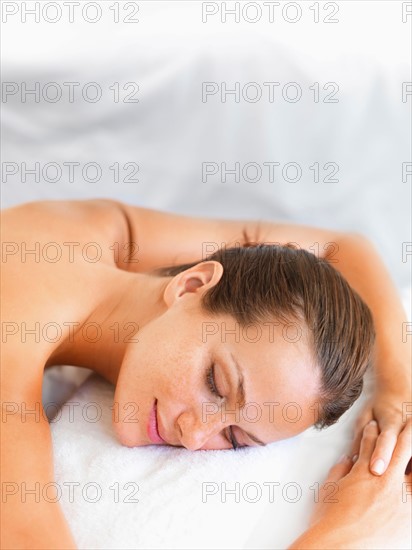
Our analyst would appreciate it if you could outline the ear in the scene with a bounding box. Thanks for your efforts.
[163,261,224,308]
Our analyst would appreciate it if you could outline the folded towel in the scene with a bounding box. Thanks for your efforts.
[51,374,306,550]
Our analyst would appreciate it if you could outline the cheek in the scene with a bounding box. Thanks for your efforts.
[152,319,208,394]
[112,315,209,446]
[157,347,205,404]
[118,310,210,414]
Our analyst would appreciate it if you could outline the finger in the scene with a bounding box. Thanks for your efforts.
[325,454,353,483]
[350,410,374,458]
[369,426,398,476]
[356,419,380,466]
[351,407,374,440]
[387,419,412,476]
[349,430,363,461]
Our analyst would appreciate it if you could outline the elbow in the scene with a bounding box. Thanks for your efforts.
[322,231,375,264]
[340,231,375,250]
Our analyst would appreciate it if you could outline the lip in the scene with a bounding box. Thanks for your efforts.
[147,399,166,444]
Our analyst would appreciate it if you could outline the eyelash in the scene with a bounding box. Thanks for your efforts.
[205,364,241,451]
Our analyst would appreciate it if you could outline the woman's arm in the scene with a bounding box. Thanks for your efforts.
[120,204,410,390]
[323,235,411,476]
[118,203,410,476]
[8,200,407,477]
[1,372,77,549]
[324,233,411,388]
[118,203,347,271]
[288,419,411,550]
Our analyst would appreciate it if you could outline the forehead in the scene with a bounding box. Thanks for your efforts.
[211,317,321,439]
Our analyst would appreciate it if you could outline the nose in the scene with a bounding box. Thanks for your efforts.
[177,410,225,451]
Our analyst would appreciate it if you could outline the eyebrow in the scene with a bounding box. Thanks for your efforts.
[229,352,266,447]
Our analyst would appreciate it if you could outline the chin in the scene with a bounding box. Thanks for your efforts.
[112,379,146,447]
[112,411,142,447]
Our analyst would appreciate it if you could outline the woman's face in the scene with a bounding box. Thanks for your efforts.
[113,262,321,451]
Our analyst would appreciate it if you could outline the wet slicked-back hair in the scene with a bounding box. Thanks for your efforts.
[153,243,376,429]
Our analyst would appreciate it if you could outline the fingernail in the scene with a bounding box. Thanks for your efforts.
[352,454,359,463]
[338,454,350,463]
[368,420,377,425]
[371,458,385,475]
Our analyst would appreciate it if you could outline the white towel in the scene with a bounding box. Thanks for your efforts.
[51,374,306,550]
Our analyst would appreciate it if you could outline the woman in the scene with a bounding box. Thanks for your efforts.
[1,199,411,549]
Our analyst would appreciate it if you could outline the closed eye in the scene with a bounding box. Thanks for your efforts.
[206,363,223,398]
[205,364,245,450]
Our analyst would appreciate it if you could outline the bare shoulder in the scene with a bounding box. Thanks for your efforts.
[1,198,129,267]
[2,198,128,244]
[0,199,129,388]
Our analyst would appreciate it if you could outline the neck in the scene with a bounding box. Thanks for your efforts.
[52,271,170,384]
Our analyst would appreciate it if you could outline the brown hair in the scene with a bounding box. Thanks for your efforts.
[153,243,376,429]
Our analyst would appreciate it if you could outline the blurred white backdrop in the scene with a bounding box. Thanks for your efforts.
[1,2,411,549]
[1,1,411,290]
